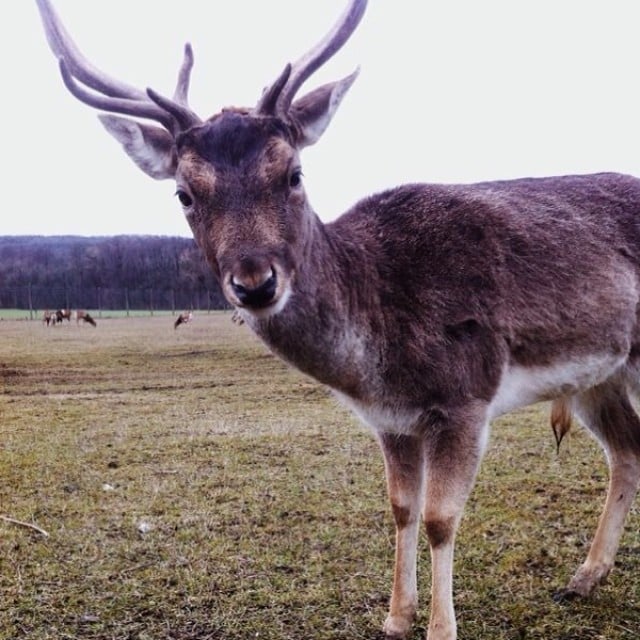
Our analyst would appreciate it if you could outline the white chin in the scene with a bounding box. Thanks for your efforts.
[238,285,292,320]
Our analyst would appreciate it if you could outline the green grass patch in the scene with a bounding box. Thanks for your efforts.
[0,309,192,321]
[0,309,36,321]
[1,314,638,639]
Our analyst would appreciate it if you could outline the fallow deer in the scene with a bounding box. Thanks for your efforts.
[174,310,193,330]
[35,1,640,638]
[56,308,71,323]
[75,309,97,327]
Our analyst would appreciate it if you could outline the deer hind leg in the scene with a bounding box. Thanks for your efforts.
[378,433,426,639]
[422,416,489,640]
[556,381,640,600]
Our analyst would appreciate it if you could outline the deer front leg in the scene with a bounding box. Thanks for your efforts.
[422,419,488,640]
[378,433,426,639]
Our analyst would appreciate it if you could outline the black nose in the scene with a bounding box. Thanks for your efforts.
[231,269,277,308]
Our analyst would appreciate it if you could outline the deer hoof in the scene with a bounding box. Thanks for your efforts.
[552,587,582,604]
[383,614,413,639]
[553,563,611,603]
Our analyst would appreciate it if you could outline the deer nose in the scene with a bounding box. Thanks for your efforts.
[231,268,277,308]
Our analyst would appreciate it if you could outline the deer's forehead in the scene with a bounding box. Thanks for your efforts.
[178,113,295,174]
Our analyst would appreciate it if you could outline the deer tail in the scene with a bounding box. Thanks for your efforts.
[550,398,572,454]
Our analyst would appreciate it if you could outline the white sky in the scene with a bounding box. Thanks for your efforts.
[4,1,640,237]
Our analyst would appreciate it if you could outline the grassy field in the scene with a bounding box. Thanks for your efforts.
[0,309,178,321]
[1,314,638,639]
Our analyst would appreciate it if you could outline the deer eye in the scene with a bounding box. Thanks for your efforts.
[289,169,303,189]
[175,189,194,208]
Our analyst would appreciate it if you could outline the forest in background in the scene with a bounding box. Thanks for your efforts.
[0,235,227,313]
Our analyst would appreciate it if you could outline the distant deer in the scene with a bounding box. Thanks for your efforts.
[55,308,71,323]
[42,309,54,326]
[174,310,193,330]
[231,310,245,326]
[75,310,97,327]
[36,1,640,638]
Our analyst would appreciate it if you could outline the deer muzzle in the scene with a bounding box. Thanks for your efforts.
[231,268,277,309]
[223,252,292,316]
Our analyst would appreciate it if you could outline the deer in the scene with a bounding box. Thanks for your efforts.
[35,1,640,639]
[55,308,72,323]
[174,310,193,330]
[75,309,97,327]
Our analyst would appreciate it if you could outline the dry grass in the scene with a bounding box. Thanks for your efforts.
[1,313,639,639]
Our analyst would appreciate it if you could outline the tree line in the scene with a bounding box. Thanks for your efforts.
[0,235,229,313]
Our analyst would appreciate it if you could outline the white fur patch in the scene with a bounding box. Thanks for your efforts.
[488,354,626,420]
[334,325,367,364]
[334,392,422,436]
[235,282,292,322]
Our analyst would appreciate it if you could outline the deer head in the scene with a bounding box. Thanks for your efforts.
[35,0,366,319]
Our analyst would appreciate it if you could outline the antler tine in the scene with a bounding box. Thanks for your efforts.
[147,88,202,133]
[35,0,202,133]
[254,64,292,115]
[155,43,202,132]
[58,60,176,132]
[260,0,368,116]
[173,43,195,106]
[35,0,145,101]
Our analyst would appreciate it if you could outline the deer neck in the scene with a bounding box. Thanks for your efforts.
[243,211,374,396]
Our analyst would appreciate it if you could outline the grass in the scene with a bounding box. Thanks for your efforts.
[0,309,182,321]
[1,313,639,639]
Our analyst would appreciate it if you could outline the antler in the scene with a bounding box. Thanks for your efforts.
[35,0,202,135]
[255,0,368,117]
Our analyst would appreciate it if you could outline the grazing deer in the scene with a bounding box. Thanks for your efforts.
[174,310,193,330]
[36,1,640,638]
[55,308,71,323]
[75,310,97,327]
[231,309,245,326]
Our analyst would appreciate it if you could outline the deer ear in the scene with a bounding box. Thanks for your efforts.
[98,115,177,180]
[290,68,359,148]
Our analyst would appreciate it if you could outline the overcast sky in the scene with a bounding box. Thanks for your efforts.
[4,1,640,237]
